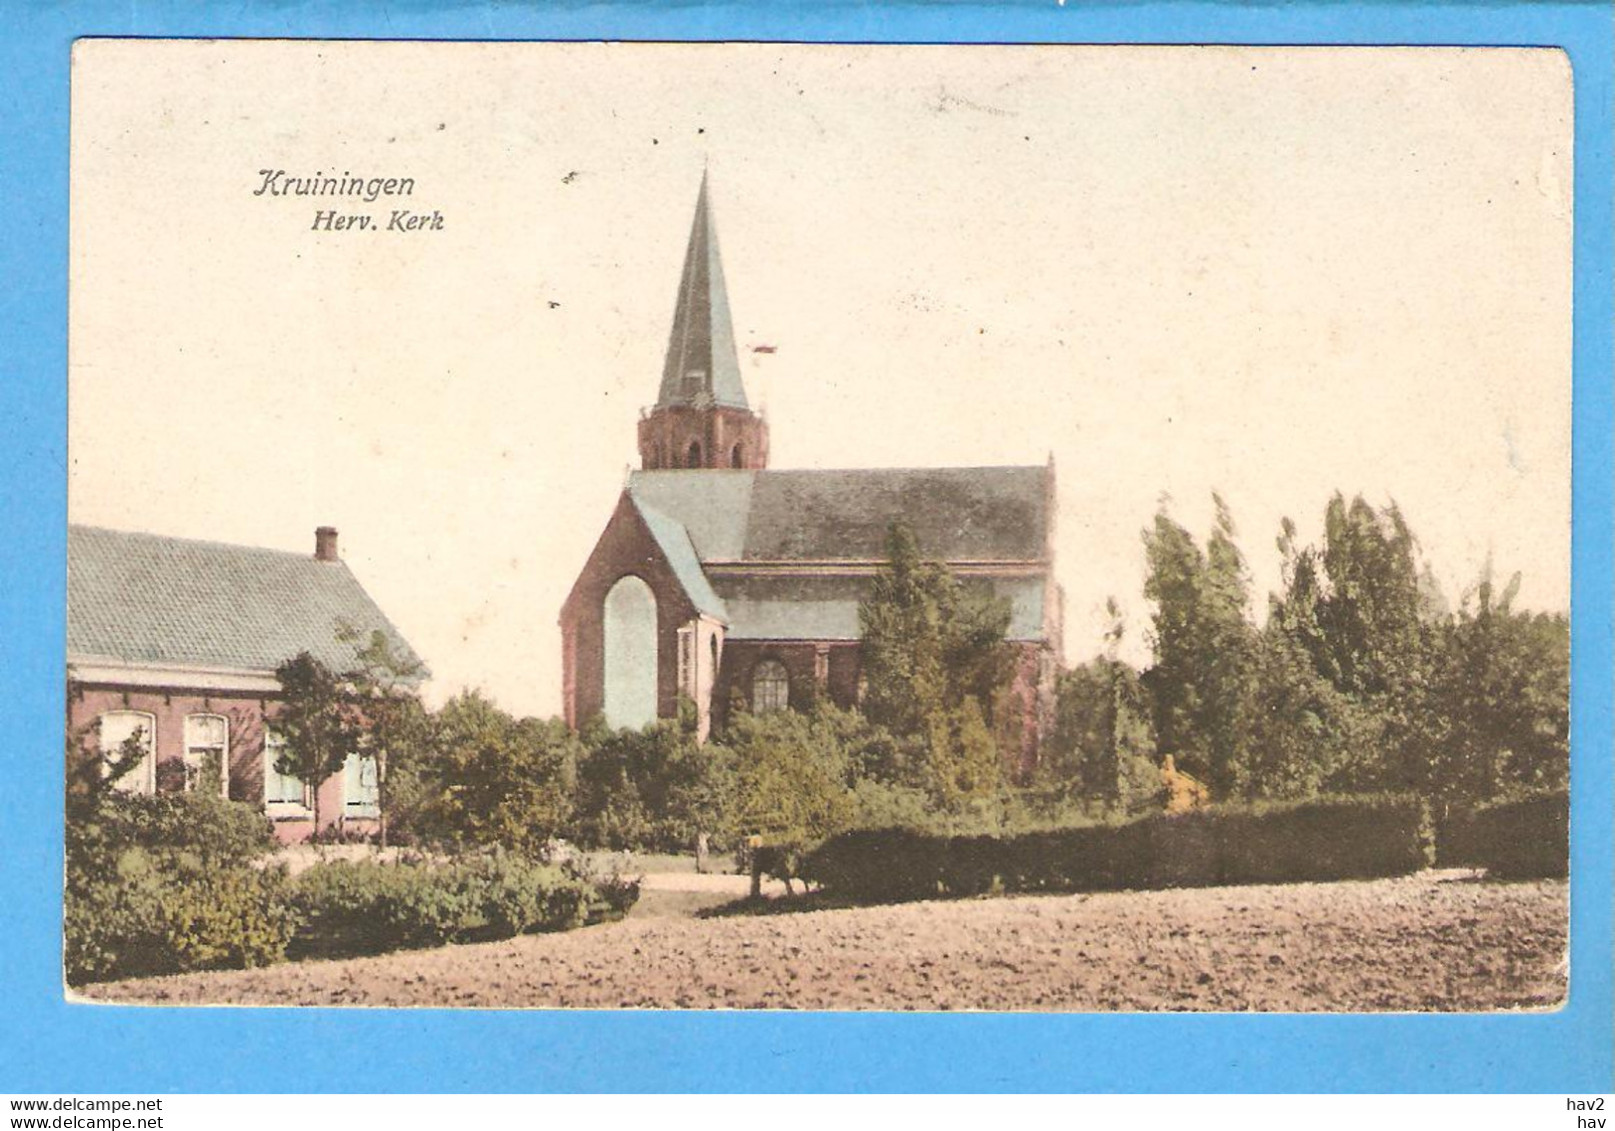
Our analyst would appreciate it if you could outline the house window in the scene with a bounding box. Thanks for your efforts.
[183,714,229,797]
[344,753,380,818]
[263,729,311,813]
[752,659,790,714]
[98,710,155,794]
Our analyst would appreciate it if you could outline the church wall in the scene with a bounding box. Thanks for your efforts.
[707,637,1048,778]
[712,639,863,728]
[560,493,699,728]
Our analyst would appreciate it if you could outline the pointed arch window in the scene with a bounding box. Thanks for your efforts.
[604,575,659,729]
[751,659,790,714]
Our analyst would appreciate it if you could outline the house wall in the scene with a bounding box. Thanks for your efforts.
[560,493,700,728]
[68,683,378,845]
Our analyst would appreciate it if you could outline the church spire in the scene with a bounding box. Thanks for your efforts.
[656,171,749,411]
[638,172,769,472]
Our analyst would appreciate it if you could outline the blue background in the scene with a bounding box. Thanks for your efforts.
[1,1,1609,1094]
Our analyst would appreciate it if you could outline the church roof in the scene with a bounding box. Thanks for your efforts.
[627,466,1050,563]
[632,499,728,620]
[655,172,749,412]
[67,525,427,679]
[624,466,1053,643]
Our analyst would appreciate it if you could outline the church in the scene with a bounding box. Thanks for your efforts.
[560,175,1062,771]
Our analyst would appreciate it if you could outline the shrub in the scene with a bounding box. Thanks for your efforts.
[1448,791,1568,879]
[289,852,624,958]
[802,794,1431,903]
[71,792,277,869]
[65,851,297,984]
[799,828,948,902]
[64,793,292,984]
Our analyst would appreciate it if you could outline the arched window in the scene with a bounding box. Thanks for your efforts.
[183,713,230,797]
[686,441,702,468]
[603,575,658,729]
[99,710,156,794]
[752,659,790,714]
[730,443,744,468]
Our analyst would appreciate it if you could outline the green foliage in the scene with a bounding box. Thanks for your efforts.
[1142,496,1256,798]
[858,523,1016,748]
[65,853,298,984]
[289,853,622,958]
[1135,492,1566,813]
[722,706,858,850]
[339,626,431,847]
[66,724,150,805]
[403,691,579,854]
[64,791,293,984]
[1046,651,1162,812]
[575,716,730,852]
[273,651,365,831]
[1413,574,1569,808]
[922,696,1003,806]
[1441,791,1568,879]
[69,791,278,871]
[802,794,1432,903]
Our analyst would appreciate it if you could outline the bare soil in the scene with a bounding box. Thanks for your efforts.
[78,870,1566,1012]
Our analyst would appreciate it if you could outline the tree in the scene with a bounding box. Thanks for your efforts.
[858,523,1016,787]
[1313,494,1429,699]
[340,625,428,848]
[272,651,364,836]
[720,707,855,849]
[412,691,579,854]
[574,712,729,852]
[1418,568,1569,809]
[1141,496,1256,798]
[1049,661,1160,810]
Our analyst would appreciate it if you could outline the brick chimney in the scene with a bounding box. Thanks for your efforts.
[314,526,339,562]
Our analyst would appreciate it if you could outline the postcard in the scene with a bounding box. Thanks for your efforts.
[65,39,1570,1015]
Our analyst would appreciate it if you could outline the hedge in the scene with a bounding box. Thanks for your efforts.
[65,854,298,984]
[65,794,294,984]
[290,853,638,959]
[801,794,1432,903]
[1442,792,1568,879]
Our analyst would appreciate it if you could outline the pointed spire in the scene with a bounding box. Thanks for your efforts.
[656,172,748,411]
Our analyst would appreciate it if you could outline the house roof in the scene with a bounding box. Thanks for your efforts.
[67,525,427,680]
[627,466,1050,563]
[622,466,1054,643]
[655,172,750,412]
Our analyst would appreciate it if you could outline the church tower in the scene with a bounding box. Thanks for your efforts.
[637,173,770,471]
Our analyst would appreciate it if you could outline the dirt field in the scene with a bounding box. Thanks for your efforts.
[78,870,1566,1012]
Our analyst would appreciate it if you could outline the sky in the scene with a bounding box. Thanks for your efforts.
[69,42,1572,718]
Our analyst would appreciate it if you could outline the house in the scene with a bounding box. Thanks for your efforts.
[66,524,428,842]
[560,176,1062,770]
